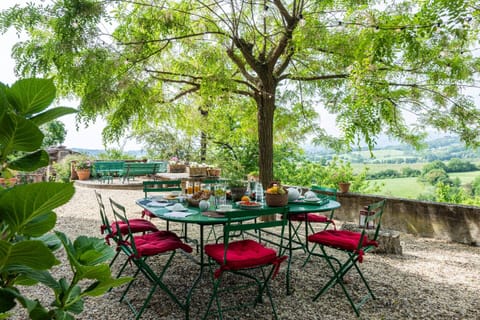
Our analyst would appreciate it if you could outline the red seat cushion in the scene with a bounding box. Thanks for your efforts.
[205,239,286,278]
[308,230,378,262]
[289,213,331,223]
[132,230,192,257]
[111,219,158,234]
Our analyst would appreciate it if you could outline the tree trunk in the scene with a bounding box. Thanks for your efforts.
[255,87,276,190]
[199,108,208,161]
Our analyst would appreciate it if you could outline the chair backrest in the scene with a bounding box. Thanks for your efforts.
[360,199,387,247]
[311,185,337,200]
[95,190,111,233]
[143,180,183,198]
[109,197,137,253]
[221,206,289,260]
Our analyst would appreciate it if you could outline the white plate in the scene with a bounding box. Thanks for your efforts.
[167,206,188,212]
[304,198,320,202]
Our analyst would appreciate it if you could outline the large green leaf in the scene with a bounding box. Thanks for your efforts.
[6,266,59,289]
[8,150,50,172]
[0,83,7,113]
[0,240,58,272]
[29,107,78,126]
[22,211,57,237]
[0,182,74,234]
[14,293,50,320]
[82,276,132,297]
[74,236,115,265]
[0,113,44,154]
[7,78,55,116]
[37,233,62,251]
[0,288,18,313]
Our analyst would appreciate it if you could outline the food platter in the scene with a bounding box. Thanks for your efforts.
[236,201,262,209]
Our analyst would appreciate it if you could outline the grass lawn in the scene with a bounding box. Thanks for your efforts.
[450,171,480,184]
[370,171,479,199]
[370,177,432,199]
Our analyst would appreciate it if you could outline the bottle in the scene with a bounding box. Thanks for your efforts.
[255,182,264,203]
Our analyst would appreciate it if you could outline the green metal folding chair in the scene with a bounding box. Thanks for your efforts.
[202,206,289,320]
[288,185,337,266]
[306,199,386,317]
[95,190,159,280]
[109,197,193,320]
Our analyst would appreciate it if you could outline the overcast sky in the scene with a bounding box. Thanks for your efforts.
[0,0,141,151]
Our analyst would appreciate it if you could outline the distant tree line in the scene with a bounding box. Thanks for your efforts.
[367,159,478,180]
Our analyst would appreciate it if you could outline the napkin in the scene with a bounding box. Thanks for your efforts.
[148,201,170,207]
[164,211,195,218]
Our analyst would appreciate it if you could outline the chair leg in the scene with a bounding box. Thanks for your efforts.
[202,263,280,320]
[312,247,373,317]
[121,252,187,319]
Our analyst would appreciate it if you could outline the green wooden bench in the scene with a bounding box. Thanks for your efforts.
[93,161,125,183]
[122,161,167,183]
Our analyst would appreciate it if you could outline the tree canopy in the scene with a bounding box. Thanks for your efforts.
[1,0,479,185]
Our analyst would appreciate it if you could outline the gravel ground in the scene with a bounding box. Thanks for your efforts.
[9,184,480,319]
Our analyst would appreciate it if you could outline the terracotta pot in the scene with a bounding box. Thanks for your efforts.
[168,164,186,173]
[207,168,221,177]
[338,182,351,193]
[76,169,91,181]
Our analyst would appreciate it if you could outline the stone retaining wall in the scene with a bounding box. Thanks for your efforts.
[334,192,480,246]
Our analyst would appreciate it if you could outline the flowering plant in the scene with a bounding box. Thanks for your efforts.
[189,162,209,168]
[168,157,185,165]
[76,159,92,170]
[329,159,354,184]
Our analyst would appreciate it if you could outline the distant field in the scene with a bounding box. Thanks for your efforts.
[370,177,431,199]
[366,168,479,199]
[450,171,480,184]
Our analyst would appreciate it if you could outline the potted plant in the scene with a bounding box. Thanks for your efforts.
[330,159,354,193]
[75,159,92,180]
[168,157,186,173]
[188,162,209,177]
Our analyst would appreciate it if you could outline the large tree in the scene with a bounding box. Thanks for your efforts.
[1,0,479,186]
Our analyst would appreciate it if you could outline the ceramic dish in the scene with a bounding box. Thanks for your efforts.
[236,201,262,209]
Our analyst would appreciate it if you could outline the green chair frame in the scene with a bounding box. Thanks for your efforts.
[143,179,183,198]
[307,199,387,317]
[95,190,159,281]
[202,206,290,320]
[289,185,337,266]
[109,198,191,320]
[95,190,124,271]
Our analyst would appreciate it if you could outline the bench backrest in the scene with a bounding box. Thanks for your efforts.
[124,162,159,176]
[94,161,125,172]
[149,161,168,173]
[143,180,183,198]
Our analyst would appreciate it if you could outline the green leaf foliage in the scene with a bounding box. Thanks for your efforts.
[0,76,125,319]
[0,240,59,272]
[7,78,56,116]
[0,182,74,236]
[8,150,50,172]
